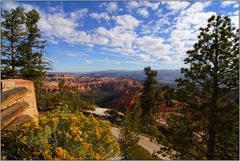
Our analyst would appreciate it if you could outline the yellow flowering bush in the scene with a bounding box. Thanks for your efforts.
[1,111,120,160]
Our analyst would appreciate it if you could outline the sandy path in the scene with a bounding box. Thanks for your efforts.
[111,127,171,160]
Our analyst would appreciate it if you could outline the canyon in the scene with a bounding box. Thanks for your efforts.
[44,74,142,93]
[44,75,143,110]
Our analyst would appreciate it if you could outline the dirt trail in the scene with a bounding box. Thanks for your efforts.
[111,127,171,160]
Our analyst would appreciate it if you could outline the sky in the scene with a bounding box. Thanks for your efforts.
[2,0,239,72]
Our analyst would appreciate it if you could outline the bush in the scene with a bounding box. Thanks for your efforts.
[124,144,160,160]
[1,111,120,160]
[37,91,95,112]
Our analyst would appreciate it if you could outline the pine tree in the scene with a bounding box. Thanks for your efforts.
[19,9,49,80]
[162,15,239,160]
[18,9,50,103]
[119,95,141,159]
[140,67,161,134]
[1,7,25,78]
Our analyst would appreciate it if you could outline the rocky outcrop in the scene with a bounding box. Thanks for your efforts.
[1,79,38,130]
[44,75,143,93]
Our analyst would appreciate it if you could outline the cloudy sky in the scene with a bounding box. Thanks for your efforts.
[2,0,239,72]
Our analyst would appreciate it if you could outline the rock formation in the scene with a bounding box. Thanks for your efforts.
[44,75,143,93]
[1,79,38,130]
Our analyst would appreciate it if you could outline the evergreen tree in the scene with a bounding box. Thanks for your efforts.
[19,9,49,81]
[161,15,239,160]
[1,7,25,78]
[18,9,50,103]
[119,95,141,159]
[140,67,161,133]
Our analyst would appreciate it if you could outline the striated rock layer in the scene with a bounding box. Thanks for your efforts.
[1,79,39,119]
[44,75,143,93]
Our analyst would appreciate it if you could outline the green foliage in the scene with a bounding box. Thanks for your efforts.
[119,96,141,159]
[1,111,120,160]
[161,85,175,107]
[80,89,118,107]
[2,7,50,107]
[124,144,161,160]
[161,15,239,160]
[1,7,25,78]
[140,67,162,134]
[37,80,94,112]
[18,9,50,98]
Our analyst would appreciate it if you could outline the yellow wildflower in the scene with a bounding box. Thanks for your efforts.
[83,133,88,138]
[52,117,59,123]
[65,132,72,139]
[70,127,82,136]
[74,135,83,142]
[55,147,67,159]
[106,135,112,142]
[95,128,101,138]
[92,117,100,126]
[95,153,101,160]
[83,143,91,150]
[44,154,53,160]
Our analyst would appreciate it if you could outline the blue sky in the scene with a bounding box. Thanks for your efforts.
[2,0,239,72]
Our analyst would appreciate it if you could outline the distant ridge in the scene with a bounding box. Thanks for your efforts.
[47,69,183,88]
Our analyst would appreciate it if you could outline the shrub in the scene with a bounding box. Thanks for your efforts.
[124,144,160,160]
[1,111,120,160]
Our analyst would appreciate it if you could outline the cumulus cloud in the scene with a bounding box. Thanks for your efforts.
[113,15,140,30]
[126,1,160,10]
[168,2,215,59]
[135,36,172,61]
[221,1,238,8]
[164,1,190,11]
[127,1,140,9]
[135,54,152,61]
[137,8,149,17]
[70,8,88,20]
[142,1,160,10]
[2,1,19,10]
[90,12,111,21]
[106,2,118,11]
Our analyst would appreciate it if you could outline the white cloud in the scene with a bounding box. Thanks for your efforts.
[70,8,88,20]
[135,36,171,59]
[85,60,92,64]
[221,1,238,8]
[2,1,18,10]
[164,1,190,11]
[48,38,58,44]
[127,1,160,10]
[233,3,239,8]
[142,1,160,10]
[113,15,140,30]
[64,51,85,57]
[168,2,215,59]
[106,2,118,11]
[135,54,151,61]
[137,8,149,17]
[127,1,140,9]
[90,12,110,21]
[229,10,239,27]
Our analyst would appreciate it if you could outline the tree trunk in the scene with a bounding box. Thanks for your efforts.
[207,32,219,159]
[11,43,15,79]
[206,114,216,159]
